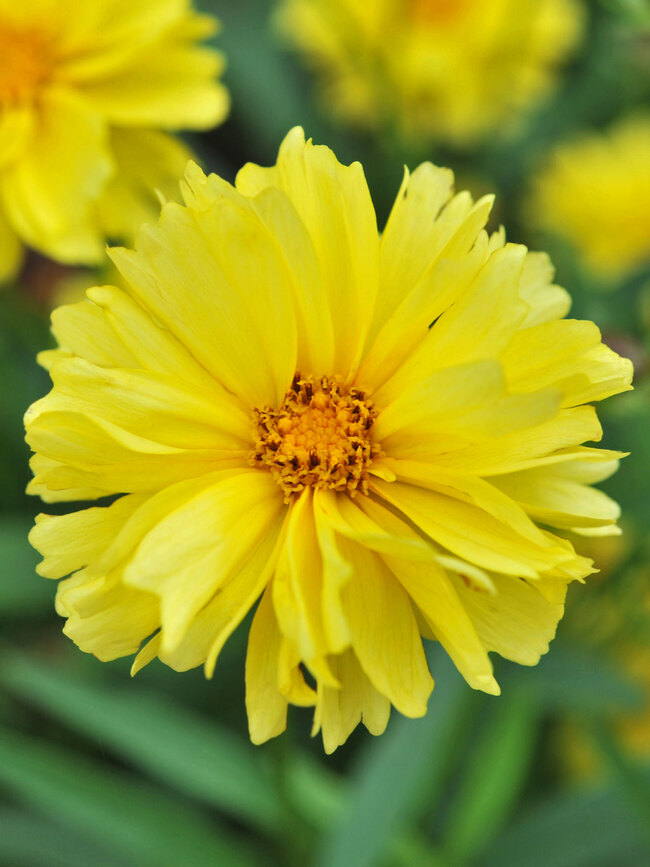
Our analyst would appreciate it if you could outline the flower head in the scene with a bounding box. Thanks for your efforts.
[0,0,228,282]
[528,115,650,281]
[26,128,632,752]
[275,0,583,144]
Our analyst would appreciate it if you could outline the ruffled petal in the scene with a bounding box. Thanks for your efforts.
[25,410,246,497]
[385,555,499,695]
[313,649,390,755]
[121,470,283,651]
[339,540,433,717]
[492,455,622,533]
[110,187,298,408]
[450,570,566,667]
[31,356,251,451]
[375,359,561,460]
[502,319,633,407]
[272,488,337,684]
[372,478,579,580]
[237,127,379,380]
[246,587,291,746]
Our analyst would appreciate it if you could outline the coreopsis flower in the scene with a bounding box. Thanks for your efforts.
[0,0,228,282]
[275,0,583,144]
[529,116,650,282]
[26,128,632,752]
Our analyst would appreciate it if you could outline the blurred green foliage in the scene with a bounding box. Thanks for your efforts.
[1,0,649,864]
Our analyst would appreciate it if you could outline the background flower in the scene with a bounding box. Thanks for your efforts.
[274,0,583,145]
[527,115,650,284]
[0,0,228,282]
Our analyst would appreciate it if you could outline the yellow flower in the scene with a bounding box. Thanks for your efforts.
[0,0,228,282]
[26,128,632,752]
[275,0,583,144]
[528,115,650,281]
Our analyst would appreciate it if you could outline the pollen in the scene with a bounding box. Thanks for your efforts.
[251,373,382,501]
[0,22,52,106]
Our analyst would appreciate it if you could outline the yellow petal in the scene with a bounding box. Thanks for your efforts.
[110,190,298,408]
[450,570,566,666]
[386,555,499,695]
[313,495,352,653]
[30,494,145,579]
[315,488,434,560]
[248,185,336,375]
[59,567,159,662]
[493,460,622,531]
[340,540,433,717]
[278,638,317,706]
[56,0,196,80]
[135,515,284,675]
[502,319,633,407]
[272,488,337,682]
[122,470,283,651]
[518,252,571,327]
[34,356,250,450]
[313,650,390,754]
[203,514,287,678]
[360,225,489,390]
[25,410,246,496]
[375,359,561,459]
[182,166,336,375]
[433,406,603,476]
[48,296,139,369]
[370,163,455,336]
[372,243,528,398]
[380,458,549,546]
[26,454,108,503]
[237,127,379,380]
[0,105,33,169]
[373,479,574,579]
[87,285,220,390]
[246,587,289,745]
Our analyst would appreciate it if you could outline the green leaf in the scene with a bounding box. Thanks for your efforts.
[443,687,539,863]
[0,724,262,867]
[1,652,290,833]
[599,0,650,28]
[0,517,53,617]
[508,643,643,715]
[477,779,650,867]
[587,721,650,846]
[315,651,466,867]
[284,751,345,830]
[0,808,133,867]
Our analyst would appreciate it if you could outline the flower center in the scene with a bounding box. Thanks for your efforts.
[0,21,52,106]
[251,374,381,501]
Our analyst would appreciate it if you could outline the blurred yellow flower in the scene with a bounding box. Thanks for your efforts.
[529,116,650,281]
[0,0,228,282]
[275,0,583,144]
[26,128,632,752]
